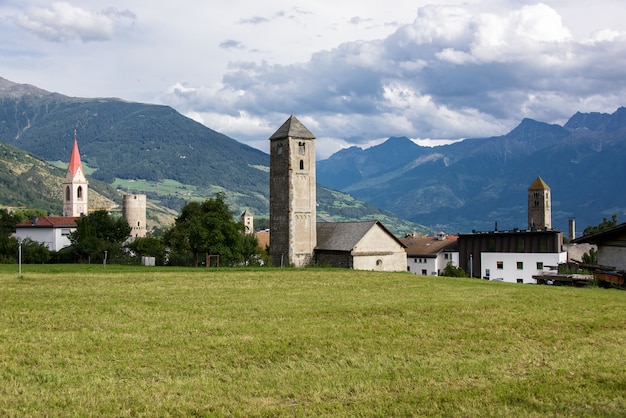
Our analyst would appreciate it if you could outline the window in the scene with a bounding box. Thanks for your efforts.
[298,142,306,155]
[299,160,304,170]
[414,258,418,263]
[496,261,503,269]
[517,262,524,270]
[77,186,83,199]
[61,229,71,236]
[444,253,449,259]
[376,259,383,266]
[517,279,524,284]
[421,269,427,275]
[277,144,283,155]
[65,186,70,201]
[536,262,544,270]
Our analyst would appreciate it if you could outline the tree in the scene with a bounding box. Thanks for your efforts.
[69,210,131,263]
[582,247,598,265]
[126,236,165,265]
[163,192,262,266]
[583,214,618,236]
[441,261,467,277]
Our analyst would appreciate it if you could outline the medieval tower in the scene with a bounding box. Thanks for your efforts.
[269,115,316,267]
[62,130,88,217]
[123,194,147,239]
[528,176,551,230]
[240,210,254,234]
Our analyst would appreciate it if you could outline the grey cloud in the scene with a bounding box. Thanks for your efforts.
[220,39,245,50]
[171,4,626,145]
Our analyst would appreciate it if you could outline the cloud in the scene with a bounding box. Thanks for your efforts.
[219,39,245,50]
[156,3,626,156]
[14,2,135,42]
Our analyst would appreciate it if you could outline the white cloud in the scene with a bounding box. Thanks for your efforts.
[14,2,135,42]
[2,1,626,159]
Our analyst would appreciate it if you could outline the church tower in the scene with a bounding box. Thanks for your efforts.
[269,115,316,267]
[528,176,551,230]
[62,130,88,217]
[240,210,254,234]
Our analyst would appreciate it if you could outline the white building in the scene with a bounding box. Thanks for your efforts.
[400,232,459,275]
[15,216,78,251]
[481,251,567,284]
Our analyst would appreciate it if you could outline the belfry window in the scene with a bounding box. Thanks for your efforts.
[299,160,304,170]
[77,186,83,199]
[65,186,70,201]
[298,142,305,155]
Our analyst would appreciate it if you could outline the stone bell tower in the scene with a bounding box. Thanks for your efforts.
[269,115,316,267]
[528,176,551,230]
[62,130,88,217]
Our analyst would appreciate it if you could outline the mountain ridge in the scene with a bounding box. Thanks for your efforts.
[318,107,626,233]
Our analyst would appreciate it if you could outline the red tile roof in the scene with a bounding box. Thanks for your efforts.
[16,216,79,228]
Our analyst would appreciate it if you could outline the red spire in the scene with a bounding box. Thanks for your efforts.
[68,129,83,177]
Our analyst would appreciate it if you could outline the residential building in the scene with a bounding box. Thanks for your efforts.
[15,216,78,251]
[458,228,566,283]
[400,232,459,275]
[572,222,626,271]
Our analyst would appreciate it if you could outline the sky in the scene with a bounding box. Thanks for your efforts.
[1,1,625,159]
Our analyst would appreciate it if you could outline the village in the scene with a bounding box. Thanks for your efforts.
[13,116,626,287]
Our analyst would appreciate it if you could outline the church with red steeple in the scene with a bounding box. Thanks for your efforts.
[62,130,88,217]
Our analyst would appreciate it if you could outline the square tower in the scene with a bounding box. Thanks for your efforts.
[528,176,551,230]
[269,115,316,267]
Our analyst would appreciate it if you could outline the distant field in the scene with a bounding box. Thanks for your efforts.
[1,265,624,416]
[112,178,223,200]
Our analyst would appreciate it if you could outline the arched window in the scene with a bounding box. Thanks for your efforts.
[299,160,304,170]
[298,142,305,155]
[77,186,83,199]
[65,186,70,201]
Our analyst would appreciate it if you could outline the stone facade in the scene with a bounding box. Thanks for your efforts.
[123,194,147,239]
[269,115,317,267]
[528,176,551,230]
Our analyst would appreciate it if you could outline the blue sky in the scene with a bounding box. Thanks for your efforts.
[1,1,625,158]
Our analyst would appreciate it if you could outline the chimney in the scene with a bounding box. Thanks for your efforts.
[568,218,576,240]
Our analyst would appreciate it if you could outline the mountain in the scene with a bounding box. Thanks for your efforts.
[318,108,626,233]
[0,77,429,236]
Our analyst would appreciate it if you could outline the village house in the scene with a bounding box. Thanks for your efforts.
[15,216,78,251]
[400,232,459,275]
[457,177,567,283]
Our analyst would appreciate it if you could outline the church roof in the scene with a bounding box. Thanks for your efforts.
[67,131,84,178]
[316,220,405,251]
[269,115,315,140]
[528,176,550,190]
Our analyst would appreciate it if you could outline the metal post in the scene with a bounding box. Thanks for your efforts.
[18,244,22,279]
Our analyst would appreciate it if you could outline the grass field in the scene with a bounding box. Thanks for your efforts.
[1,265,624,417]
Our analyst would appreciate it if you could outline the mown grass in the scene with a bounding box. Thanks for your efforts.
[1,265,624,416]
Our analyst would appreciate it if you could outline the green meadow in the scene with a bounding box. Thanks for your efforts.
[1,265,624,417]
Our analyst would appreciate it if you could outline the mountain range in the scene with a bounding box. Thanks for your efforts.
[0,77,428,236]
[318,108,626,233]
